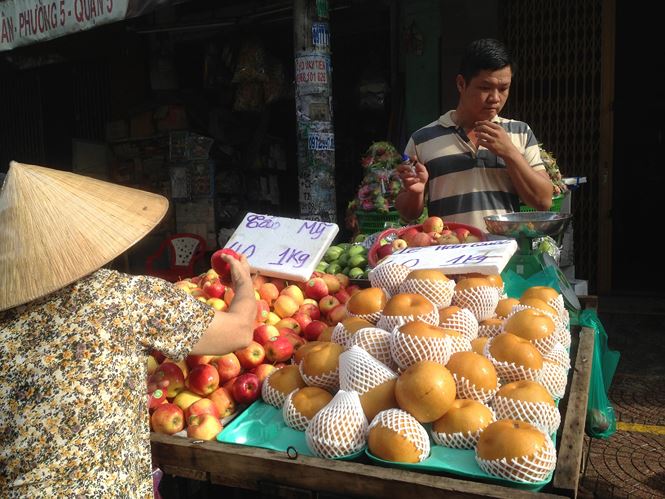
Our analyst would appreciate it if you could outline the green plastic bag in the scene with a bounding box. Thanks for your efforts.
[501,267,620,439]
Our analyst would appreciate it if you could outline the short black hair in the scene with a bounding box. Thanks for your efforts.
[458,38,515,83]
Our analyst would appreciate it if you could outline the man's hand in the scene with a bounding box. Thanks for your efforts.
[396,155,429,194]
[474,121,518,159]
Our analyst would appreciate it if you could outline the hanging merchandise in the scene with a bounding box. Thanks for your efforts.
[346,141,406,235]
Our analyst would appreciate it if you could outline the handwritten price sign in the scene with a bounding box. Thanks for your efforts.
[224,212,339,281]
[372,239,518,275]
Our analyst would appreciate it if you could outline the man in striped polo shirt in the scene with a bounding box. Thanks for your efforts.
[395,38,553,232]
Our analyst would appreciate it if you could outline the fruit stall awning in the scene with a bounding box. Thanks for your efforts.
[0,0,164,51]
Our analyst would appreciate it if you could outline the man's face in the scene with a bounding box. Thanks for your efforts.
[457,66,512,121]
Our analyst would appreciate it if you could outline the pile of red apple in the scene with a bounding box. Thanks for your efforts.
[148,253,363,440]
[374,216,483,261]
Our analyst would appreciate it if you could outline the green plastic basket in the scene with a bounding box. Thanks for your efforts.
[355,209,403,234]
[520,194,565,213]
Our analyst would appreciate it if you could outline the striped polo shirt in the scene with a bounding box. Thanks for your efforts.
[404,110,545,232]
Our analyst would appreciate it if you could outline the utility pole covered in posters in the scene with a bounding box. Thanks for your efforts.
[293,0,336,222]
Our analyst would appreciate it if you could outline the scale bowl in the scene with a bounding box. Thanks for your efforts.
[484,212,572,239]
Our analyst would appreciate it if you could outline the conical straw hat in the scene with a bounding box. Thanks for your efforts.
[0,161,168,311]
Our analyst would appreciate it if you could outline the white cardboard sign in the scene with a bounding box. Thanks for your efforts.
[372,239,518,275]
[224,212,339,282]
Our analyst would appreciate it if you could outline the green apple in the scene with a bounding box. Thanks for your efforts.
[316,261,329,272]
[348,267,364,279]
[348,245,366,257]
[337,253,349,267]
[324,246,344,263]
[349,254,367,269]
[353,233,368,243]
[325,262,342,275]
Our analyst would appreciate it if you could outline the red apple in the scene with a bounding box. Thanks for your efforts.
[422,215,445,234]
[318,295,341,315]
[253,324,280,345]
[292,311,313,332]
[298,302,321,320]
[327,304,348,325]
[202,278,226,299]
[255,299,271,323]
[147,354,159,376]
[334,288,351,305]
[186,364,220,396]
[454,227,471,243]
[258,282,280,305]
[264,336,295,363]
[279,330,306,351]
[251,363,278,388]
[401,227,420,245]
[151,403,185,435]
[335,273,350,288]
[148,388,168,412]
[346,284,361,296]
[234,341,266,369]
[206,297,227,311]
[303,320,328,341]
[207,386,236,418]
[231,373,261,404]
[186,413,223,440]
[304,277,329,301]
[185,397,220,423]
[320,273,341,294]
[149,362,185,399]
[222,376,238,394]
[270,278,287,292]
[185,354,214,370]
[210,352,242,383]
[375,243,394,260]
[151,349,166,364]
[210,248,242,281]
[281,284,305,306]
[274,317,302,335]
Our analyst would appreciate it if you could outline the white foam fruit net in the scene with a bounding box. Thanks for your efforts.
[543,342,571,369]
[261,373,291,408]
[484,340,542,384]
[453,373,499,404]
[453,286,500,322]
[331,322,355,347]
[398,278,455,309]
[477,321,503,339]
[305,390,368,459]
[439,307,479,342]
[548,294,566,320]
[476,431,557,483]
[492,396,561,434]
[347,327,396,370]
[299,360,340,393]
[555,325,572,349]
[368,263,411,296]
[390,325,450,371]
[538,360,569,400]
[369,408,430,462]
[446,335,473,360]
[339,345,397,395]
[431,402,496,449]
[376,306,439,332]
[282,389,312,432]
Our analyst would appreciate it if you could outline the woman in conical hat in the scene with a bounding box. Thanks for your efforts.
[0,162,256,498]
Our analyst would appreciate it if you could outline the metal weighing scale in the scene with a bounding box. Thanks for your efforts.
[484,212,580,310]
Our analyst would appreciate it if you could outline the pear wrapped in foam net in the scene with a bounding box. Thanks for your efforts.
[347,327,396,370]
[505,304,563,356]
[398,276,455,309]
[331,321,364,347]
[555,324,572,349]
[261,367,305,408]
[282,386,332,432]
[476,425,557,483]
[368,408,430,462]
[439,307,479,342]
[390,324,450,371]
[431,401,496,449]
[368,263,410,297]
[492,394,561,435]
[453,373,499,404]
[538,360,569,400]
[305,390,368,459]
[376,295,439,331]
[484,337,543,384]
[453,284,500,322]
[298,344,343,393]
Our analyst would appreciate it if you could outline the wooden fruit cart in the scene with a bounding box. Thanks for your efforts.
[151,304,595,499]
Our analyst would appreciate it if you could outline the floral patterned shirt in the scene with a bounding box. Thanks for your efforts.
[0,269,215,498]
